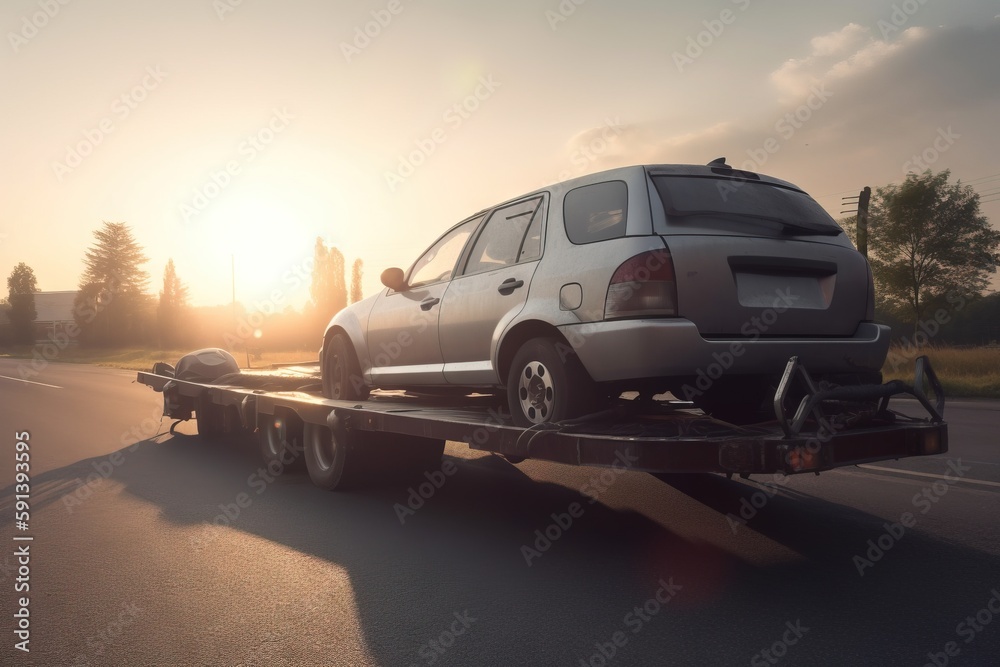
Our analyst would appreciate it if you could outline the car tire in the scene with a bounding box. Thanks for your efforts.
[506,337,595,427]
[303,420,366,491]
[323,333,370,401]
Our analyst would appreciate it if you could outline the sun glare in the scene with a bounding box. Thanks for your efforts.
[206,196,316,307]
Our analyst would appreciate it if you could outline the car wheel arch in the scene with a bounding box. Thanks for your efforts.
[496,320,579,387]
[324,325,368,377]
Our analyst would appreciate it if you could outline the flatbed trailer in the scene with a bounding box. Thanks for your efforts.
[136,355,948,491]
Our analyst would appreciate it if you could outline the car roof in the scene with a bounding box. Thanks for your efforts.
[469,163,807,218]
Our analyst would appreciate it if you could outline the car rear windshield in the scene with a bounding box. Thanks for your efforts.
[651,175,841,235]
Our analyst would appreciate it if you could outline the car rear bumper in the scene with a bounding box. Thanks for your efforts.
[561,319,890,383]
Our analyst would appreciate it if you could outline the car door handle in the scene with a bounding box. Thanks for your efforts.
[420,297,440,311]
[497,279,524,294]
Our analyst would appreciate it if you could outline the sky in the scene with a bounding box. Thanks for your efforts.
[2,0,999,309]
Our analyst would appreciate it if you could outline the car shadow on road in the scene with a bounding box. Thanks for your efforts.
[6,432,1000,666]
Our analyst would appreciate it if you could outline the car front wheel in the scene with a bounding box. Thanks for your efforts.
[323,333,370,401]
[506,337,595,427]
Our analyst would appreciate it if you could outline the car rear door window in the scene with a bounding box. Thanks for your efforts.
[563,181,628,244]
[463,197,544,276]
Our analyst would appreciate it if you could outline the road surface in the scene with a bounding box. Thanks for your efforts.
[1,358,998,666]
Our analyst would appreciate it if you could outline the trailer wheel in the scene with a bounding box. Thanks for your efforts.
[195,395,225,438]
[506,337,594,427]
[323,333,370,401]
[259,412,305,472]
[303,421,366,491]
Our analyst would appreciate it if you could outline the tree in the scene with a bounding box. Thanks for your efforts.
[157,259,190,348]
[867,170,1000,335]
[74,222,151,346]
[6,262,38,344]
[350,258,364,303]
[0,302,13,346]
[309,238,348,325]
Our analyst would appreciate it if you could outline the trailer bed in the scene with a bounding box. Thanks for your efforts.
[136,356,948,479]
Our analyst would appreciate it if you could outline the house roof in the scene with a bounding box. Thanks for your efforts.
[33,291,77,323]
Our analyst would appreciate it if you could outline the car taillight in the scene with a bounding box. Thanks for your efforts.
[605,248,678,320]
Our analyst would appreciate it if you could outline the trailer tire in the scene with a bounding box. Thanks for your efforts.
[303,421,366,491]
[195,395,225,438]
[323,333,370,401]
[506,337,594,427]
[258,412,305,472]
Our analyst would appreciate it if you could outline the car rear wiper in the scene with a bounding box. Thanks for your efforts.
[666,209,843,236]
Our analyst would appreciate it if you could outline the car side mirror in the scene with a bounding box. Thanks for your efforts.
[380,267,407,291]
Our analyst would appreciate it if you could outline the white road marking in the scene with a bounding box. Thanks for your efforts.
[0,374,63,389]
[858,464,1000,489]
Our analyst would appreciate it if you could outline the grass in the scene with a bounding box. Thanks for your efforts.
[3,344,998,399]
[881,345,1000,399]
[0,346,317,372]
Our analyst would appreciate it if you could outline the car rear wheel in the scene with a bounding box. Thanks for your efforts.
[506,337,595,427]
[323,333,370,401]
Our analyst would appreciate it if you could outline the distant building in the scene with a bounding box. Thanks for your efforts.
[33,291,78,342]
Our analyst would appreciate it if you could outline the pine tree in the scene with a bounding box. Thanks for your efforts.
[74,222,151,346]
[157,259,189,348]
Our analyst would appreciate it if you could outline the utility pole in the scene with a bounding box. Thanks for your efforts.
[841,187,872,258]
[857,186,871,258]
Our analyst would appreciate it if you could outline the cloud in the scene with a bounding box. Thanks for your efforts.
[555,22,1000,200]
[769,23,928,102]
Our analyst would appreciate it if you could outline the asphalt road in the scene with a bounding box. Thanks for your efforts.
[1,358,998,666]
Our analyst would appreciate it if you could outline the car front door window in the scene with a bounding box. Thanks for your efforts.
[408,217,483,288]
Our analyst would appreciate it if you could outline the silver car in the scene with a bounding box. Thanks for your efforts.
[321,161,889,425]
